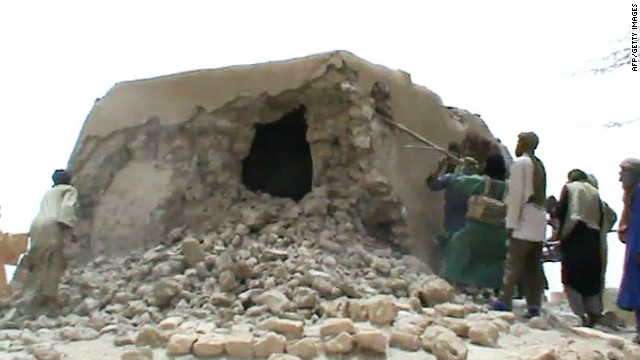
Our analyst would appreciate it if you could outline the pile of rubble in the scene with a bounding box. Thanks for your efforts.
[2,190,640,360]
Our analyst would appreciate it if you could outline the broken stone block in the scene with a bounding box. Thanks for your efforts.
[436,317,470,338]
[390,329,420,351]
[158,316,183,330]
[412,277,456,307]
[254,332,287,359]
[135,325,167,348]
[261,318,304,339]
[255,289,291,314]
[364,295,397,325]
[528,316,551,330]
[347,299,369,321]
[28,344,63,360]
[285,338,318,359]
[219,270,238,292]
[571,327,627,349]
[434,303,466,318]
[354,329,389,354]
[524,347,556,360]
[292,287,318,310]
[225,335,255,359]
[420,325,456,352]
[320,318,355,338]
[324,332,354,355]
[323,297,350,318]
[181,237,205,267]
[468,321,500,347]
[166,334,197,356]
[59,327,100,341]
[432,330,468,360]
[151,278,182,307]
[192,336,225,357]
[121,347,154,360]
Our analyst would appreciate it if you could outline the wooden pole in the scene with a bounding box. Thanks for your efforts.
[378,116,460,160]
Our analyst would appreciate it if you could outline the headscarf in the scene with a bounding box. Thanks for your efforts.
[620,158,640,204]
[518,132,546,206]
[52,169,72,186]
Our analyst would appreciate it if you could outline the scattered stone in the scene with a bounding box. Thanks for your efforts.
[435,317,470,337]
[320,318,356,338]
[435,303,466,318]
[364,295,397,325]
[151,278,182,308]
[28,344,63,360]
[390,329,420,351]
[354,329,389,353]
[570,327,627,349]
[285,338,318,359]
[158,316,183,330]
[254,332,287,358]
[166,334,198,356]
[255,290,291,314]
[324,332,354,355]
[468,321,500,347]
[121,347,154,360]
[192,336,226,357]
[135,325,166,348]
[412,276,456,306]
[529,316,552,330]
[432,330,468,360]
[181,237,206,266]
[59,326,100,341]
[420,325,458,352]
[523,347,556,360]
[219,270,238,292]
[225,334,255,359]
[261,318,304,339]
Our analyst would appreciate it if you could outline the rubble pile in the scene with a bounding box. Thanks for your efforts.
[2,202,640,359]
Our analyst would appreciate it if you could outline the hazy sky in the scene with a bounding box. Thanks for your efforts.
[0,0,636,290]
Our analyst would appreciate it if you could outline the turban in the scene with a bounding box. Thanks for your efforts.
[52,169,72,186]
[620,158,640,173]
[518,132,539,153]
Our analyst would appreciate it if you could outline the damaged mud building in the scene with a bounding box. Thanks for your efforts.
[68,51,508,270]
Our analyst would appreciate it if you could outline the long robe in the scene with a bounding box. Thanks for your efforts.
[21,184,77,298]
[617,183,640,311]
[443,174,508,289]
[557,182,603,297]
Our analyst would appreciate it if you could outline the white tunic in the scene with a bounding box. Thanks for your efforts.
[505,156,547,241]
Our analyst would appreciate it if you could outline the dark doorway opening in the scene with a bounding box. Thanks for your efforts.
[241,105,313,201]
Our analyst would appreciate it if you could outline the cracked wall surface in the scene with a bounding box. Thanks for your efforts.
[68,51,505,268]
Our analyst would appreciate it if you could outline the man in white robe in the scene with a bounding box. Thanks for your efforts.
[492,132,547,317]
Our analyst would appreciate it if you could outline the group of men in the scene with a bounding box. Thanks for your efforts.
[428,131,620,326]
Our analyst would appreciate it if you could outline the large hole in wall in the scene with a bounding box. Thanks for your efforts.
[241,105,313,201]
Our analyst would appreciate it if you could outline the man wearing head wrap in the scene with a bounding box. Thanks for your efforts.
[615,158,640,343]
[17,169,77,309]
[426,148,479,267]
[554,169,605,326]
[492,132,547,318]
[585,173,618,320]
